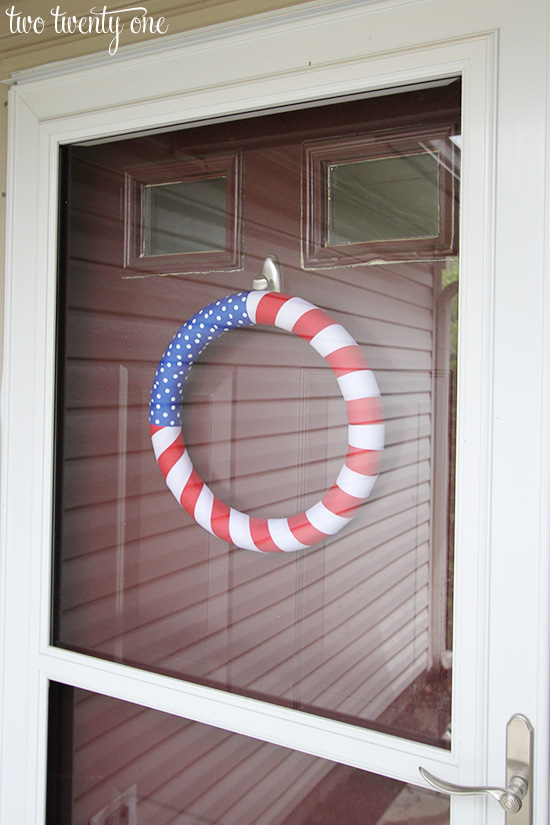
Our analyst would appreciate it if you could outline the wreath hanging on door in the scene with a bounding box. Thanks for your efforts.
[149,291,384,552]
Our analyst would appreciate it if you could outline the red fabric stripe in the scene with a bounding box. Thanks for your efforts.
[345,446,382,476]
[179,468,204,516]
[150,423,164,436]
[157,433,185,479]
[292,308,333,342]
[255,293,290,326]
[346,396,384,425]
[322,484,363,518]
[249,517,283,552]
[287,511,329,546]
[210,497,232,542]
[325,345,369,377]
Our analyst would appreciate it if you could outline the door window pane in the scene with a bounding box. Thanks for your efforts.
[143,177,227,256]
[303,125,458,267]
[53,83,460,749]
[47,683,449,825]
[123,152,243,276]
[328,152,440,245]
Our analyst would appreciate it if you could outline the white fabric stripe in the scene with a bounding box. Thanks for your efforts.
[309,324,358,358]
[246,290,267,324]
[335,464,378,500]
[194,485,214,532]
[337,370,380,401]
[152,426,181,460]
[305,501,351,535]
[268,518,308,552]
[348,422,385,450]
[229,508,261,552]
[273,296,317,332]
[166,451,194,501]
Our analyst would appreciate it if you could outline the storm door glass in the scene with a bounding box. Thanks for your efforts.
[53,82,460,750]
[47,684,449,825]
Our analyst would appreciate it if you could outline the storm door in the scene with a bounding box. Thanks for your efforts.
[48,82,461,823]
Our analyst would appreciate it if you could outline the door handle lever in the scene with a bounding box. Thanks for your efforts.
[419,714,533,823]
[419,766,527,812]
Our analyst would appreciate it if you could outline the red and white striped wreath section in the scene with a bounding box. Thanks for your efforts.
[150,291,384,553]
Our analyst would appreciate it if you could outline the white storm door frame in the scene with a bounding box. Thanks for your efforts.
[1,0,549,824]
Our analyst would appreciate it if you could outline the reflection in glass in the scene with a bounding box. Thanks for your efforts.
[143,177,227,256]
[46,684,449,825]
[328,152,440,245]
[54,86,461,751]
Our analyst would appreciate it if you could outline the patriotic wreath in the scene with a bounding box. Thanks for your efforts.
[150,291,384,553]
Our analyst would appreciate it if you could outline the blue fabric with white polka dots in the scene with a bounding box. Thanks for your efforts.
[149,292,252,426]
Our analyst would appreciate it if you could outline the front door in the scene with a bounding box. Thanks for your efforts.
[49,84,461,822]
[1,2,548,823]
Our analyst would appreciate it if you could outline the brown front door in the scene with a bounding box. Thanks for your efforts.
[53,82,460,812]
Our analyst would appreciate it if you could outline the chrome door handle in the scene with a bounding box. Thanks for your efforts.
[419,767,527,812]
[419,714,533,823]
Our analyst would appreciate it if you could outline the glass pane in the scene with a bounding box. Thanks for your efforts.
[328,153,440,245]
[53,82,460,749]
[47,683,449,825]
[143,177,227,256]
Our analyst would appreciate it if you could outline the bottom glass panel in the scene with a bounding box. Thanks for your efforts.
[47,683,449,825]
